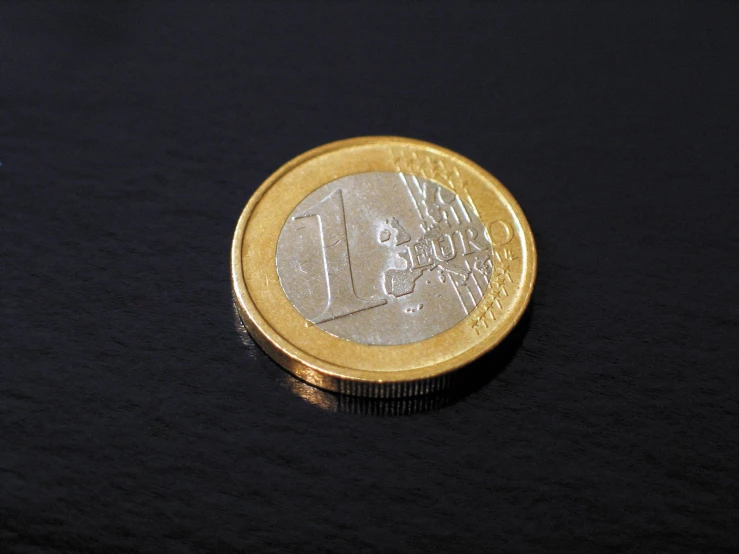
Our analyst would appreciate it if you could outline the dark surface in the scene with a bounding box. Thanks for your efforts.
[1,1,738,552]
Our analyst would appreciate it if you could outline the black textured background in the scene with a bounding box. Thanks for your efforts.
[1,2,738,552]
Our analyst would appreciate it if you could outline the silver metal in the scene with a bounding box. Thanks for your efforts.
[276,171,494,345]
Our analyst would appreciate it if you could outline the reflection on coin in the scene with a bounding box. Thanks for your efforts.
[231,137,536,398]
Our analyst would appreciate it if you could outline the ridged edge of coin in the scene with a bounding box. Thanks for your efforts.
[232,298,467,398]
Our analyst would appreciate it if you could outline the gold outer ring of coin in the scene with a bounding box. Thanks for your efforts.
[231,136,536,398]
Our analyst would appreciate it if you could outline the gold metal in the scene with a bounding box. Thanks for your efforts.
[231,137,536,398]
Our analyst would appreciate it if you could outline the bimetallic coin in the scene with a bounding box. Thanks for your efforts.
[231,137,536,398]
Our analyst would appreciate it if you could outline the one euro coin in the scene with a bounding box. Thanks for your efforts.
[231,137,536,398]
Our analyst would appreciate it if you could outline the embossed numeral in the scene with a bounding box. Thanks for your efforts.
[295,189,387,323]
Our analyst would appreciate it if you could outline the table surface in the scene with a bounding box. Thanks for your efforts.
[1,2,737,552]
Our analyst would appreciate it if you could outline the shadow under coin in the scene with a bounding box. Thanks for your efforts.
[233,302,532,416]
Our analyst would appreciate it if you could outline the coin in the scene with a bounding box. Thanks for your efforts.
[231,137,536,398]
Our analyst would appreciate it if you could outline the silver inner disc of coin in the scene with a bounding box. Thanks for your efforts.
[275,171,494,346]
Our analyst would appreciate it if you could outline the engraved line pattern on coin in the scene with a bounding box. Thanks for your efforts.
[276,172,495,346]
[389,149,522,333]
[392,172,491,314]
[391,148,477,212]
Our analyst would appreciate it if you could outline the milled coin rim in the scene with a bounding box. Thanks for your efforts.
[231,136,536,397]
